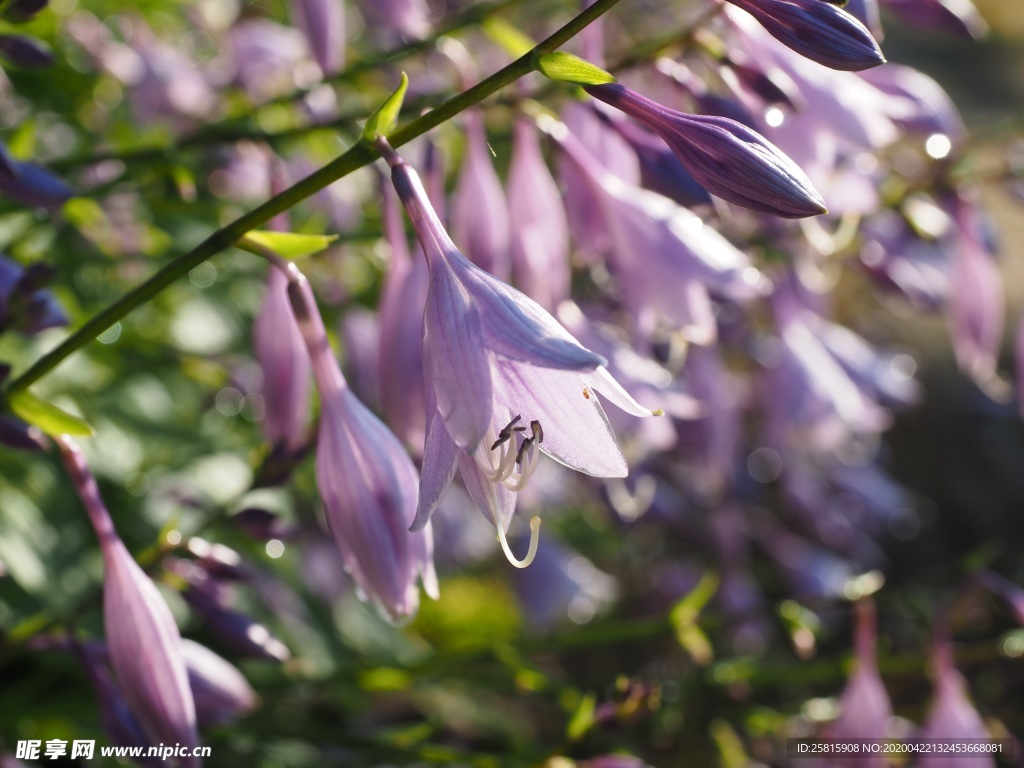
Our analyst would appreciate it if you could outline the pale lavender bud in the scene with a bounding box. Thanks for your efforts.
[880,0,988,39]
[57,437,201,767]
[290,0,345,76]
[507,118,571,312]
[180,640,259,727]
[919,636,995,768]
[285,264,438,621]
[584,83,827,218]
[825,600,891,767]
[724,0,885,71]
[357,0,430,42]
[0,33,53,67]
[451,111,512,278]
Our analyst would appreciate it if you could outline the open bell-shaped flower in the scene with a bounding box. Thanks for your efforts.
[284,262,438,620]
[57,437,201,767]
[380,139,655,568]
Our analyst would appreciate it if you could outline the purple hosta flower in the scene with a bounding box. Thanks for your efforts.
[380,141,654,566]
[859,210,950,308]
[229,19,314,103]
[0,145,73,211]
[0,33,52,67]
[507,117,571,312]
[180,639,259,726]
[919,635,996,768]
[451,111,512,279]
[231,507,295,540]
[254,266,312,454]
[946,194,1003,387]
[284,263,438,620]
[824,600,891,768]
[357,0,430,43]
[880,0,988,39]
[177,562,291,662]
[511,535,618,629]
[584,83,827,218]
[555,124,769,344]
[76,642,162,766]
[859,64,966,145]
[340,307,382,408]
[0,414,46,451]
[724,0,885,71]
[578,756,649,768]
[0,255,67,335]
[56,437,201,767]
[290,0,345,77]
[378,176,429,453]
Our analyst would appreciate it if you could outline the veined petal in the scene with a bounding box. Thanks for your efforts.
[586,366,656,417]
[423,260,493,451]
[454,257,606,370]
[412,391,459,532]
[494,358,628,478]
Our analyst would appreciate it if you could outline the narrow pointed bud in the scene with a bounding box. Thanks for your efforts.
[0,145,73,211]
[584,83,827,218]
[290,0,345,76]
[284,262,437,621]
[725,0,885,71]
[0,34,54,67]
[57,437,201,767]
[181,640,259,727]
[825,600,891,767]
[920,634,995,767]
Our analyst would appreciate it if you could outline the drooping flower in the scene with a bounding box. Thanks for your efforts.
[583,82,827,218]
[0,145,73,211]
[57,437,201,767]
[723,0,885,71]
[0,254,67,335]
[283,261,438,619]
[379,138,654,567]
[180,639,259,727]
[824,599,891,767]
[0,34,53,68]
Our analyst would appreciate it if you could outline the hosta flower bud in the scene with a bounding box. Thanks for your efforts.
[290,0,345,76]
[725,0,885,71]
[180,640,259,727]
[584,83,826,218]
[0,34,53,67]
[57,437,201,767]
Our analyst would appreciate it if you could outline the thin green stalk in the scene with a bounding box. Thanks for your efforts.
[3,0,626,397]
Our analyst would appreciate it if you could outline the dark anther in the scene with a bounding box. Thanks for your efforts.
[530,420,544,445]
[491,414,526,451]
[516,436,535,466]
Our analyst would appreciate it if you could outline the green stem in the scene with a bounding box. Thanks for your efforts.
[3,0,625,397]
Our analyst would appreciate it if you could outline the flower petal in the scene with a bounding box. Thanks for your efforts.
[494,359,628,478]
[586,366,656,417]
[412,393,459,532]
[457,448,518,533]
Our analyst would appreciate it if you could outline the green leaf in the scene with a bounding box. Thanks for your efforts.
[363,72,409,143]
[237,231,339,260]
[535,52,616,86]
[566,692,596,741]
[8,390,94,437]
[483,17,536,58]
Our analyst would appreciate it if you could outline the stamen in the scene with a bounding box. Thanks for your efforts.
[495,515,542,569]
[530,420,544,444]
[515,436,535,466]
[490,415,524,450]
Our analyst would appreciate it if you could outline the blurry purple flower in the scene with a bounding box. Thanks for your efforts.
[976,570,1024,625]
[859,64,966,144]
[3,0,49,22]
[919,635,995,768]
[180,564,291,662]
[357,0,430,42]
[880,0,988,39]
[0,255,67,335]
[815,319,922,409]
[824,600,891,767]
[0,414,46,451]
[507,117,571,311]
[947,195,1003,386]
[285,264,438,620]
[184,537,251,582]
[230,507,295,540]
[383,143,654,566]
[578,756,649,768]
[228,20,312,102]
[859,211,950,308]
[584,82,827,218]
[290,0,345,76]
[340,307,382,410]
[180,639,259,727]
[378,177,429,453]
[0,146,73,211]
[76,642,161,766]
[839,0,884,41]
[510,535,617,629]
[57,437,201,767]
[556,125,768,342]
[254,267,312,454]
[724,0,885,70]
[451,111,512,278]
[0,33,53,67]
